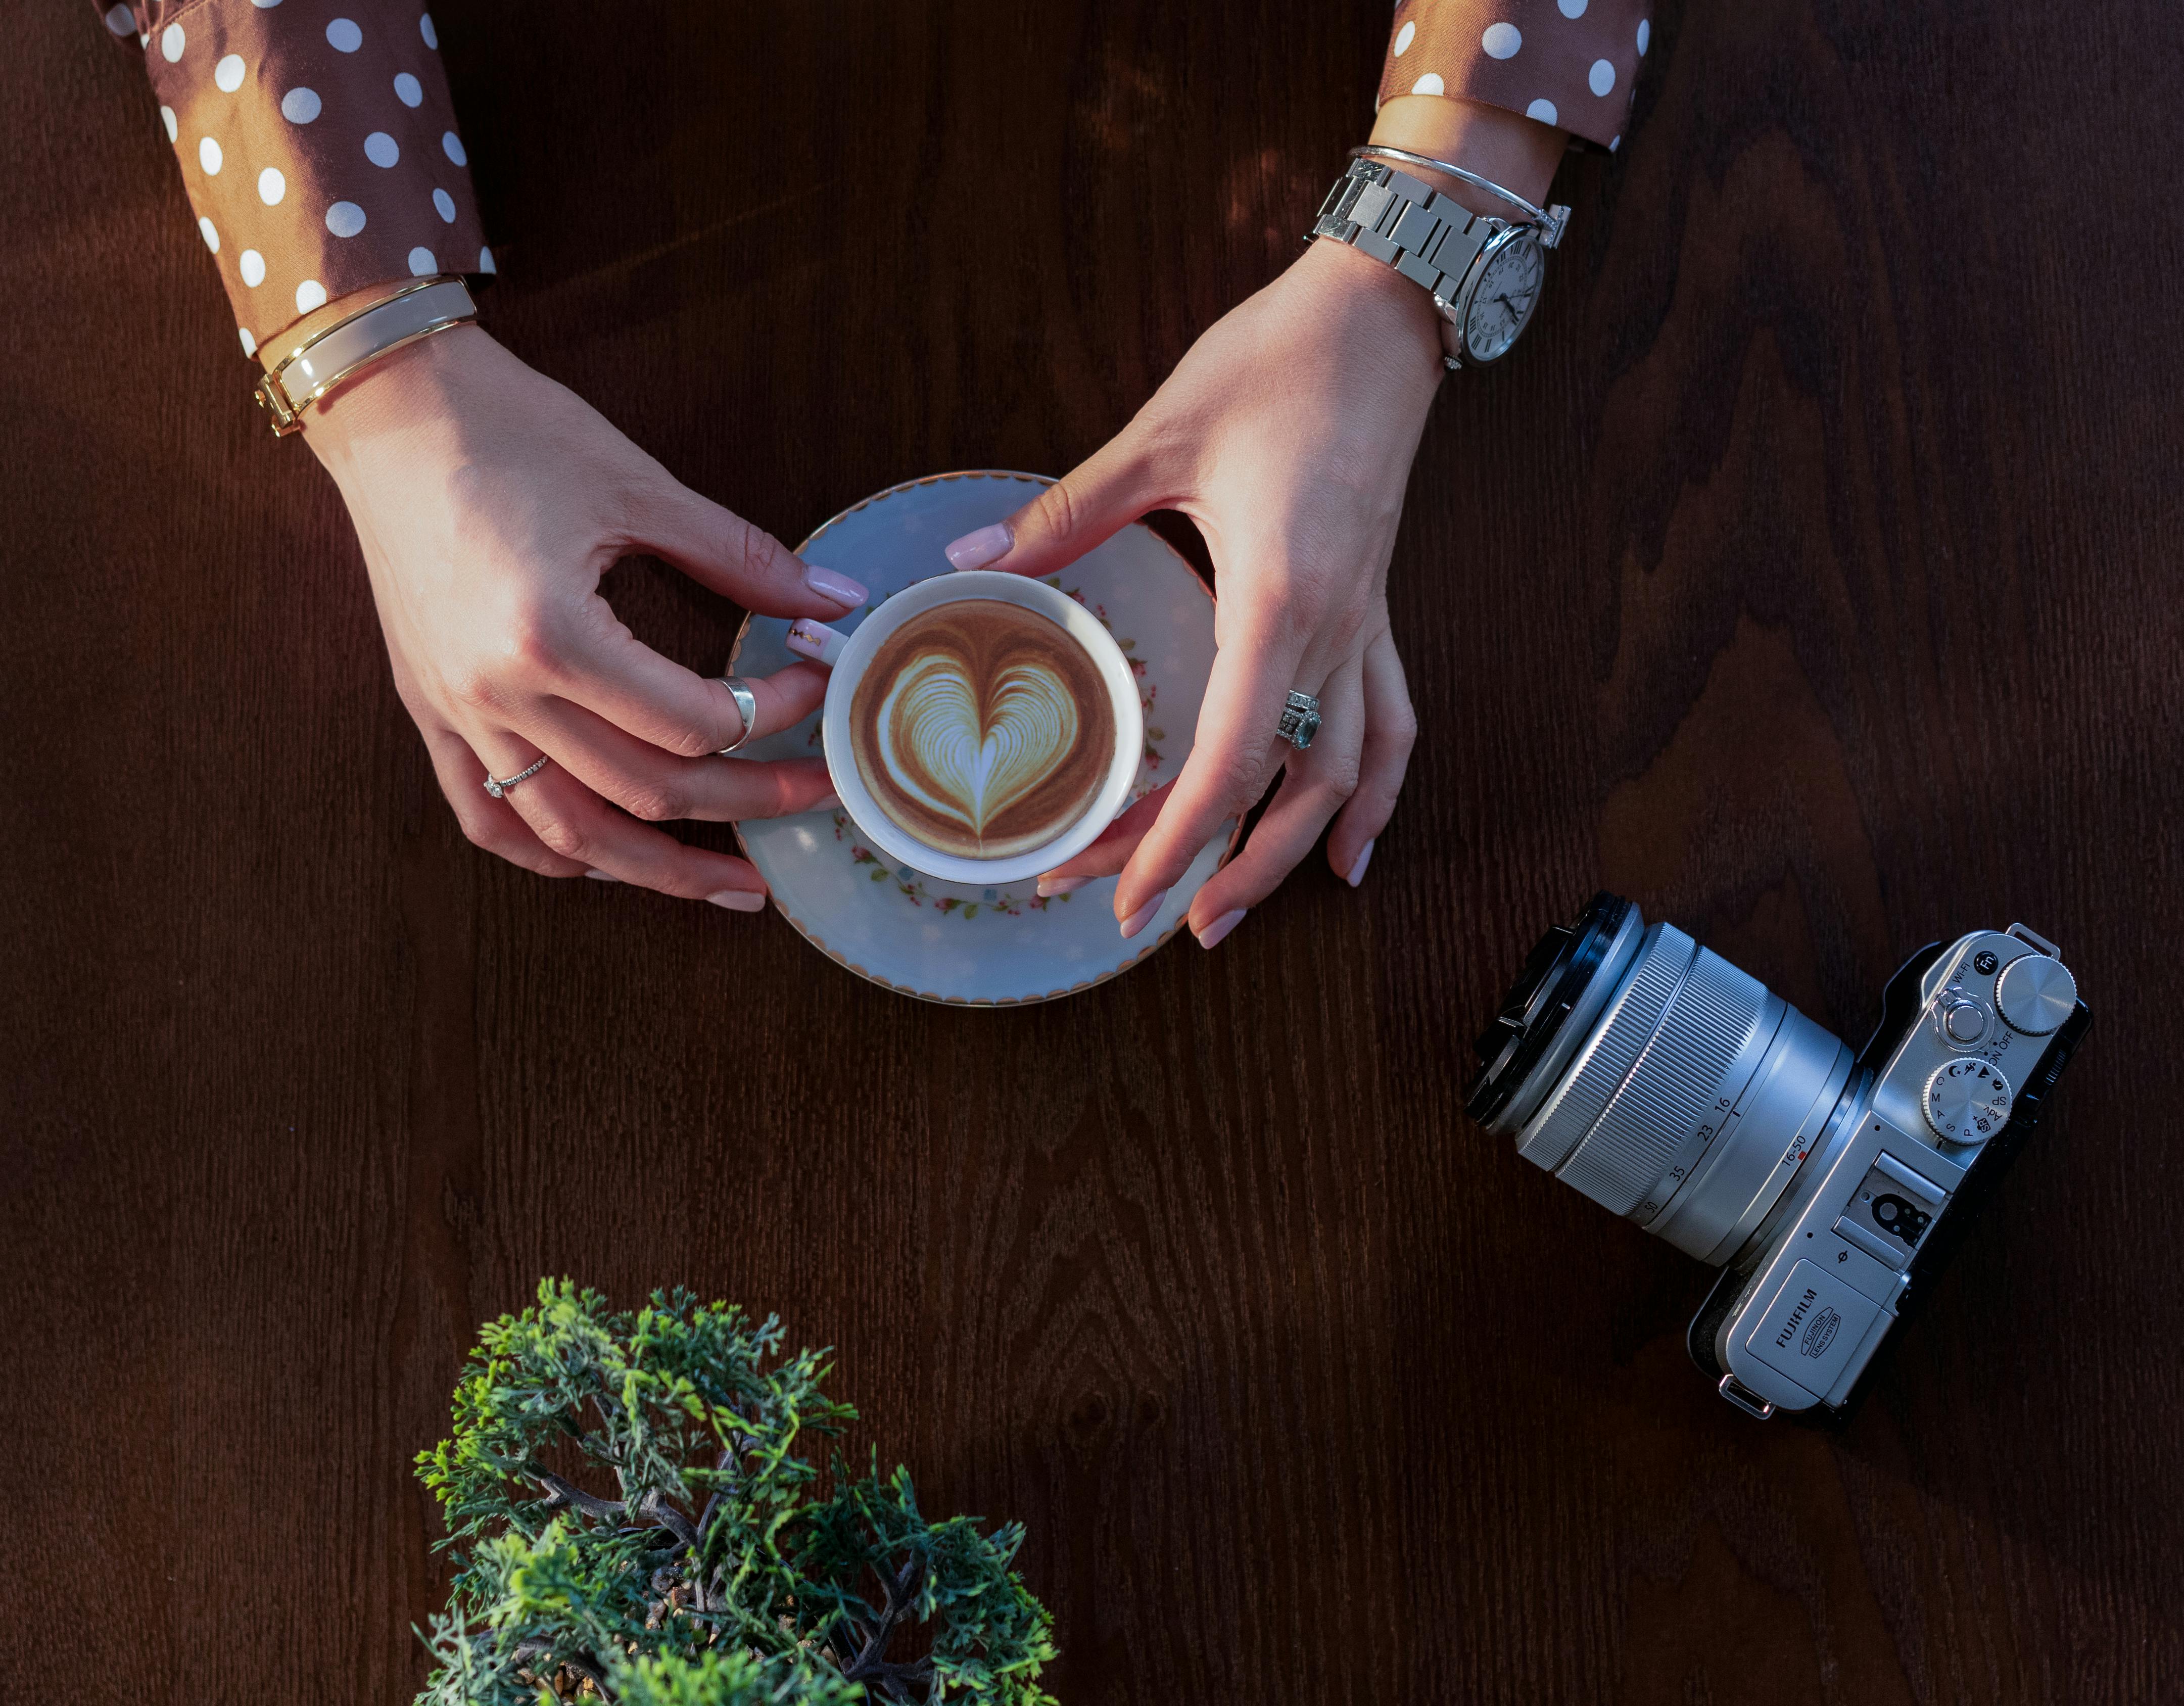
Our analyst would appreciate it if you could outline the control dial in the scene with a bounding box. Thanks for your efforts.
[1924,1057,2014,1145]
[1996,953,2077,1035]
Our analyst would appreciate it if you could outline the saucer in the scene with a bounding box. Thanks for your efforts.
[730,470,1228,1006]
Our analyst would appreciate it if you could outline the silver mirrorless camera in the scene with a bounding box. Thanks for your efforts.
[1468,895,2090,1420]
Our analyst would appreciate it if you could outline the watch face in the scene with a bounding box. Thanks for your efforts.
[1462,230,1545,363]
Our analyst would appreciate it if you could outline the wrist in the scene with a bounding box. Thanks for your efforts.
[1294,236,1447,381]
[300,320,497,469]
[1368,96,1564,220]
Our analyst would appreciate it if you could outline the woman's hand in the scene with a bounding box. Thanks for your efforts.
[944,237,1438,947]
[304,324,867,907]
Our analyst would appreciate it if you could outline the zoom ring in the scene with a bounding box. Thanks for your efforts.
[1554,942,1773,1217]
[1515,923,1692,1172]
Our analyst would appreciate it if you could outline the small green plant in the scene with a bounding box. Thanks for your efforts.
[414,1280,1057,1706]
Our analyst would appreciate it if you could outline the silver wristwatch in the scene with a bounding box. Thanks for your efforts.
[1309,148,1569,370]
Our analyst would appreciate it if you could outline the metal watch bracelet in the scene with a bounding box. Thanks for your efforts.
[254,276,479,436]
[1308,152,1568,371]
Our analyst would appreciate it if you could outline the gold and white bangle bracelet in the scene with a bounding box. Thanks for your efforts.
[253,276,478,436]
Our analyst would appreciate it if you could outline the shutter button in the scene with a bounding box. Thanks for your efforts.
[1942,1000,1988,1044]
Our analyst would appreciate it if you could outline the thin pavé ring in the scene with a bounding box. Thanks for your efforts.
[715,677,761,755]
[1277,689,1322,750]
[483,755,550,799]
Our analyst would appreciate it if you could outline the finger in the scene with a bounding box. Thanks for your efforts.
[559,631,831,760]
[421,726,588,878]
[515,694,836,823]
[1031,781,1176,896]
[1184,653,1366,942]
[1112,609,1309,933]
[1326,630,1416,886]
[490,757,771,907]
[942,425,1174,578]
[622,476,870,620]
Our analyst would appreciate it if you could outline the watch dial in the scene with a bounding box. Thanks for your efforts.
[1462,232,1544,362]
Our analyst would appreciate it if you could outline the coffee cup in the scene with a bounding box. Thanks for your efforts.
[790,570,1144,885]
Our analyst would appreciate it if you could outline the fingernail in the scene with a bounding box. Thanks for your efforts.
[1118,888,1168,939]
[802,565,868,608]
[1194,908,1247,950]
[786,619,830,662]
[1346,838,1375,888]
[943,522,1014,571]
[814,791,841,813]
[1037,874,1090,897]
[706,889,768,913]
[585,869,619,882]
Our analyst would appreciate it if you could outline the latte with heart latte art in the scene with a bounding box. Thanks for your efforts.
[849,599,1117,860]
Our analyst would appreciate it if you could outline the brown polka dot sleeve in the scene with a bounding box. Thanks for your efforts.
[1380,0,1651,151]
[99,0,490,358]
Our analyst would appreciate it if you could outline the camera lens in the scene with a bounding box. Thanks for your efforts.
[1469,895,1855,1264]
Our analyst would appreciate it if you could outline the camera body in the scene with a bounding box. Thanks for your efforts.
[1468,896,2090,1420]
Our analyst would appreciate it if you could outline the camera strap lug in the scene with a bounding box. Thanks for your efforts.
[2006,922,2061,958]
[1716,1374,1776,1420]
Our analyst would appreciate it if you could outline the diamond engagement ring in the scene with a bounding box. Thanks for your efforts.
[483,756,550,799]
[715,676,761,755]
[1277,690,1322,750]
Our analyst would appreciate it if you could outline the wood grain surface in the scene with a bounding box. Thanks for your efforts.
[5,2,2180,1701]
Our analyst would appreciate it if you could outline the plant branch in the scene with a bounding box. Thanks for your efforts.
[533,1472,625,1521]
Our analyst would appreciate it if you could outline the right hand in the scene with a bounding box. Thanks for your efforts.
[302,324,867,908]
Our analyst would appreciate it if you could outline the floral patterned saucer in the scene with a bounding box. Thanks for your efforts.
[729,470,1227,1006]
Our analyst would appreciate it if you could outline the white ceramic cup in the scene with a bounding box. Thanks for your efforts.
[796,570,1145,885]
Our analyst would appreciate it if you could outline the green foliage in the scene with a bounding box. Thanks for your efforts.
[414,1280,1057,1706]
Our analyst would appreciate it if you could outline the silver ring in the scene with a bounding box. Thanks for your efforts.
[715,676,761,755]
[1277,690,1322,751]
[483,755,550,799]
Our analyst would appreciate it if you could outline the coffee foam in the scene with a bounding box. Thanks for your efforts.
[849,598,1117,860]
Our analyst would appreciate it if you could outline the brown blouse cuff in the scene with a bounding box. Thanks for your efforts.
[105,0,490,357]
[1379,0,1652,152]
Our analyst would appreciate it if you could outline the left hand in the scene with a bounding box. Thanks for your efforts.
[942,236,1439,947]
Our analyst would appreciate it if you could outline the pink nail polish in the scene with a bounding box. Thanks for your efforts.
[1347,838,1375,888]
[1118,888,1168,939]
[785,619,830,662]
[706,889,767,913]
[1037,874,1090,898]
[584,869,619,882]
[1194,908,1247,950]
[943,522,1014,571]
[802,565,868,608]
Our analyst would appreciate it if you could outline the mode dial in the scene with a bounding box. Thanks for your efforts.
[1995,954,2077,1035]
[1924,1057,2014,1145]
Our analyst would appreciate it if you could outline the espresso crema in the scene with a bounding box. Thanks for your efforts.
[848,598,1116,861]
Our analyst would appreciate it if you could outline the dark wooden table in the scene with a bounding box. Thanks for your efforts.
[7,2,2180,1700]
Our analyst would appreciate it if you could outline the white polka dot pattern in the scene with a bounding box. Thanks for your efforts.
[120,0,493,355]
[1379,0,1648,150]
